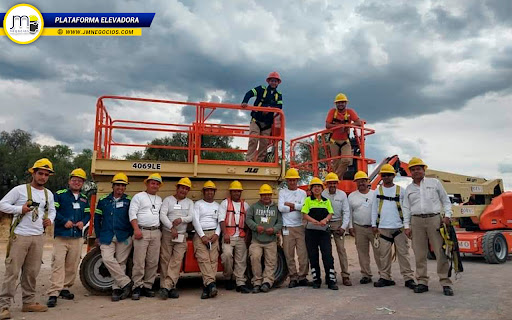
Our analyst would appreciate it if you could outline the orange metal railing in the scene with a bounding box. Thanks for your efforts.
[289,121,376,177]
[93,96,285,167]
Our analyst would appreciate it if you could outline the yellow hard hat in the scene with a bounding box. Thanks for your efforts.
[334,93,348,103]
[354,171,369,180]
[229,180,243,191]
[111,172,129,185]
[28,158,54,174]
[70,168,87,180]
[144,173,163,186]
[408,157,428,170]
[284,168,300,179]
[325,172,339,183]
[203,180,217,190]
[309,177,324,188]
[177,177,192,188]
[379,164,396,175]
[259,184,273,194]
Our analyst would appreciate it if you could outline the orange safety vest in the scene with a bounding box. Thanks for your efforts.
[225,198,246,237]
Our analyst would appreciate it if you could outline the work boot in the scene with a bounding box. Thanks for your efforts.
[46,296,57,308]
[120,281,133,300]
[405,279,417,290]
[59,289,74,300]
[168,288,180,299]
[443,286,454,296]
[312,281,321,289]
[236,285,251,294]
[414,284,429,293]
[342,277,352,286]
[297,279,310,287]
[22,303,48,312]
[374,278,396,287]
[327,282,339,290]
[132,287,141,300]
[0,307,10,320]
[208,283,218,298]
[141,287,155,298]
[111,289,122,302]
[201,287,210,299]
[252,285,261,293]
[359,277,372,284]
[158,288,169,300]
[288,280,298,288]
[260,282,271,293]
[225,280,235,291]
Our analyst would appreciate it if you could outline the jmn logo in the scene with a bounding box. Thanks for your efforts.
[3,4,44,44]
[9,15,39,34]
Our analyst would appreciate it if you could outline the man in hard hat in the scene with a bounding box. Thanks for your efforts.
[403,158,454,296]
[0,159,56,317]
[325,93,362,179]
[278,168,308,288]
[302,177,337,290]
[193,181,221,299]
[219,180,251,293]
[371,165,416,290]
[158,177,194,300]
[321,172,352,286]
[347,171,381,285]
[241,71,283,162]
[129,173,163,300]
[246,184,283,293]
[95,173,134,302]
[47,168,90,308]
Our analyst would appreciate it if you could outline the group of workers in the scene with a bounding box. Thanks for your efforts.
[0,153,455,319]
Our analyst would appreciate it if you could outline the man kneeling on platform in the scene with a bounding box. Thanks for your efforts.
[371,164,416,290]
[246,184,283,293]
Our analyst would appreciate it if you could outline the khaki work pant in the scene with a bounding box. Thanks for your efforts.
[378,228,415,281]
[193,231,219,287]
[221,236,247,286]
[132,229,161,289]
[282,226,309,281]
[100,238,133,289]
[0,235,44,308]
[249,240,277,286]
[329,220,350,278]
[354,224,382,278]
[47,237,83,296]
[246,121,272,162]
[160,230,187,290]
[411,215,452,286]
[329,140,352,179]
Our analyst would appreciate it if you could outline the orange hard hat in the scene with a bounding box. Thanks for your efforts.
[266,71,281,84]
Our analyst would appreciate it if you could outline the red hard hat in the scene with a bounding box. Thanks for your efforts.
[266,71,281,84]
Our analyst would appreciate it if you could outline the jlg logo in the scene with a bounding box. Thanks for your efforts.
[245,168,259,173]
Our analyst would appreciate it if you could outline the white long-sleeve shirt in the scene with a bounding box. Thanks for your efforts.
[128,192,161,228]
[403,177,453,228]
[322,189,350,229]
[348,190,375,227]
[0,184,56,236]
[218,199,250,237]
[278,188,306,227]
[371,185,405,229]
[160,195,194,233]
[193,199,221,237]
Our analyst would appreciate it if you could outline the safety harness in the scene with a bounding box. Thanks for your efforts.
[375,185,403,261]
[6,184,49,258]
[440,223,464,278]
[251,86,280,131]
[329,109,350,147]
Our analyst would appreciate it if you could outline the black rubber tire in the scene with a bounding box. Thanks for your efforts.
[79,247,113,295]
[246,245,289,288]
[482,231,508,264]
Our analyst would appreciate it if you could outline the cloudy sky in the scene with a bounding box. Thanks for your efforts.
[1,0,512,188]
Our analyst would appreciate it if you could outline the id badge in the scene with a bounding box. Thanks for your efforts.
[172,234,185,243]
[261,216,269,223]
[116,201,124,208]
[72,202,80,209]
[362,201,370,208]
[173,204,182,210]
[282,228,290,236]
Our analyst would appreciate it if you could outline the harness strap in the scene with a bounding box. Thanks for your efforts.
[376,185,403,225]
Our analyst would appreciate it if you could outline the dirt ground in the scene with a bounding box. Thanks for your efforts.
[0,237,510,320]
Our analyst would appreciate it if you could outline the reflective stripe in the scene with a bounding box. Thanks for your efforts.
[277,101,283,104]
[95,209,103,215]
[251,88,257,96]
[56,189,67,194]
[84,208,91,213]
[54,202,60,208]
